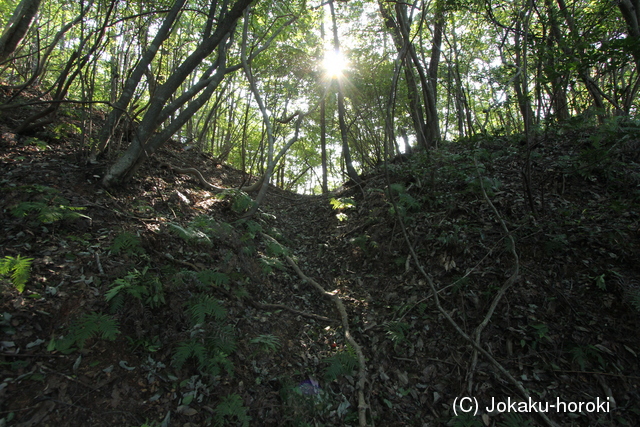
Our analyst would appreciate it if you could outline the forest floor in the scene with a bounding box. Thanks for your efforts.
[2,94,640,426]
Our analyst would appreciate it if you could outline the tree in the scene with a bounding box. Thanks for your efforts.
[102,0,255,187]
[0,0,42,62]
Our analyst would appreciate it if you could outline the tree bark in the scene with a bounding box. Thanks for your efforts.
[102,0,255,187]
[0,0,42,62]
[329,0,360,184]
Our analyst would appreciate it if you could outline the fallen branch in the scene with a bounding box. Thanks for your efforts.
[262,233,370,427]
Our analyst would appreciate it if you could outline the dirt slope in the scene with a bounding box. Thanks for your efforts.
[1,102,640,426]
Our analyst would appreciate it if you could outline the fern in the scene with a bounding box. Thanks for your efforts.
[498,412,534,427]
[450,413,484,427]
[213,394,251,427]
[48,312,119,353]
[249,334,281,353]
[216,189,254,214]
[196,270,230,288]
[109,232,145,256]
[210,324,236,355]
[106,267,165,312]
[10,186,89,224]
[629,288,640,312]
[187,295,227,325]
[383,321,411,349]
[173,339,208,370]
[12,201,89,223]
[265,240,289,257]
[0,255,33,293]
[324,350,359,382]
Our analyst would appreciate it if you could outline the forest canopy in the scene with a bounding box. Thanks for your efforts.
[0,0,638,192]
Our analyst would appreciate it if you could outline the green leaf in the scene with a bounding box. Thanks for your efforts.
[0,255,33,293]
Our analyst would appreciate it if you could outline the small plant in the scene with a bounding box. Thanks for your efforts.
[330,197,355,221]
[450,413,484,427]
[12,191,89,224]
[187,295,226,325]
[249,334,281,354]
[386,183,421,219]
[324,348,358,382]
[106,267,165,312]
[48,312,120,353]
[383,320,411,350]
[570,344,605,371]
[109,231,145,256]
[213,394,251,427]
[0,255,33,293]
[172,295,236,376]
[216,189,255,214]
[498,412,534,427]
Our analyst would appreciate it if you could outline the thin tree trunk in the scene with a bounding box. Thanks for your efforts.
[329,0,360,183]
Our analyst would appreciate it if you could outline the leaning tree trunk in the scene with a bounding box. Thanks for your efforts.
[102,0,255,187]
[0,0,42,62]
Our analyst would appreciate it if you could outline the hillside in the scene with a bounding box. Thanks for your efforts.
[2,102,640,426]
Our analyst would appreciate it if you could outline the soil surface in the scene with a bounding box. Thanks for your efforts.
[1,91,640,427]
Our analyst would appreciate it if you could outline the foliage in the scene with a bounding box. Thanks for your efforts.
[0,255,33,293]
[249,334,281,353]
[213,394,251,427]
[48,312,120,353]
[172,295,235,376]
[570,344,605,371]
[497,412,534,427]
[216,190,255,214]
[449,413,484,427]
[383,320,411,350]
[106,267,165,312]
[169,216,234,247]
[11,186,89,224]
[187,295,226,325]
[109,232,145,256]
[323,348,358,382]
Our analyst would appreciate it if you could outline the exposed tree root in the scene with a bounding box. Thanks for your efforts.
[161,163,226,192]
[261,233,371,427]
[384,169,559,427]
[161,252,332,323]
[466,155,520,394]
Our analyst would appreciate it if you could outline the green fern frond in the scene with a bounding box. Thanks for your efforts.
[450,413,484,427]
[187,295,227,325]
[196,270,230,288]
[213,394,251,427]
[249,334,281,353]
[265,240,289,257]
[109,232,145,256]
[629,288,640,312]
[498,412,534,427]
[49,312,120,353]
[11,200,89,224]
[0,255,33,293]
[324,350,359,382]
[210,324,236,355]
[172,339,207,370]
[383,321,411,349]
[168,223,212,246]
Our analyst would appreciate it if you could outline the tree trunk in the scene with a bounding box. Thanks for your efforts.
[102,0,255,187]
[329,0,360,183]
[93,0,187,161]
[0,0,42,62]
